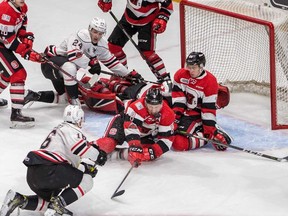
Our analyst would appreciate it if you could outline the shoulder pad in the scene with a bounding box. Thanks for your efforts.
[77,29,91,43]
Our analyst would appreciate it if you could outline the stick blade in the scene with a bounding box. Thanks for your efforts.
[111,190,125,199]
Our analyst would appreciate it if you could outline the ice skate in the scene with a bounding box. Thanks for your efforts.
[44,197,73,216]
[10,108,35,129]
[23,89,41,107]
[0,189,27,216]
[0,98,8,109]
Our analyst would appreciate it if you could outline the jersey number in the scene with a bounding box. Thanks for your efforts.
[40,129,57,149]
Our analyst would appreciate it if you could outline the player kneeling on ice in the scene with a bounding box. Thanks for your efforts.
[24,17,143,106]
[0,105,107,216]
[172,52,232,151]
[96,87,175,167]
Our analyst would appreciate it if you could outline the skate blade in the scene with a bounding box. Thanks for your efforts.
[10,121,35,129]
[0,190,16,216]
[0,105,8,109]
[23,101,35,108]
[44,209,72,216]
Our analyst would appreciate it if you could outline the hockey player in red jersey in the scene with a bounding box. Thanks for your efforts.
[0,0,44,128]
[97,0,173,83]
[0,105,107,216]
[172,52,232,151]
[96,87,175,167]
[35,17,143,105]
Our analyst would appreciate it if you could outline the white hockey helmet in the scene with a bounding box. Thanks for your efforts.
[63,105,84,125]
[88,17,107,34]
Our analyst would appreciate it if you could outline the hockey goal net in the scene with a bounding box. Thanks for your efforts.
[180,0,288,129]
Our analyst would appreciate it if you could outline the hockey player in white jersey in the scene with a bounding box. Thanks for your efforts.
[28,17,144,105]
[0,105,107,216]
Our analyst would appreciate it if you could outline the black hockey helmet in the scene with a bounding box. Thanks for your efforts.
[186,52,206,67]
[145,88,163,105]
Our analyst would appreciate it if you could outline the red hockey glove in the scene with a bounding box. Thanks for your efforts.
[128,145,143,168]
[44,45,58,57]
[125,70,144,84]
[152,14,169,34]
[142,147,156,161]
[21,32,34,49]
[98,0,112,12]
[22,49,44,63]
[88,57,101,75]
[211,130,231,151]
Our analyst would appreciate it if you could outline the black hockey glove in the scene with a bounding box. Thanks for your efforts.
[80,161,98,178]
[125,70,144,84]
[96,149,107,166]
[91,143,108,166]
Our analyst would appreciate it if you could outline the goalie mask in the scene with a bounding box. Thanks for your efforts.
[88,17,107,34]
[186,52,206,67]
[63,105,84,126]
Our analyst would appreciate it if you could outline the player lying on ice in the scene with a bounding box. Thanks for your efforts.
[171,51,232,152]
[0,105,107,216]
[95,87,176,167]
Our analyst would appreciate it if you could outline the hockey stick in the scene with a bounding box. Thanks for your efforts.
[111,165,134,199]
[109,11,163,80]
[177,131,286,162]
[100,70,159,84]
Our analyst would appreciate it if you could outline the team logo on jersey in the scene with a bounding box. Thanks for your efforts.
[11,60,19,69]
[180,78,189,84]
[109,128,117,135]
[1,14,10,22]
[189,78,197,85]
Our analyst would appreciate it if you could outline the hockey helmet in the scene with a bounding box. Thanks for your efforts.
[88,17,107,34]
[145,88,163,105]
[63,105,84,125]
[186,52,206,67]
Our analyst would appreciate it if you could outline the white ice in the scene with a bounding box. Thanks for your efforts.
[1,0,288,215]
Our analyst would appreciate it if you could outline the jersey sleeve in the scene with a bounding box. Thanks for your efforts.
[152,104,175,158]
[123,105,143,146]
[201,73,218,137]
[97,38,129,77]
[172,69,187,120]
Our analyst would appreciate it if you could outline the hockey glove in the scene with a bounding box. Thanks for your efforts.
[98,0,112,12]
[90,143,108,166]
[125,70,144,84]
[21,32,34,49]
[80,161,98,178]
[88,57,101,75]
[211,130,232,151]
[142,147,156,161]
[44,45,58,57]
[152,14,169,34]
[96,149,108,166]
[22,49,44,63]
[128,145,143,168]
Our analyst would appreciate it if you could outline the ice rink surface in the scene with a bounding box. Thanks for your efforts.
[0,0,288,215]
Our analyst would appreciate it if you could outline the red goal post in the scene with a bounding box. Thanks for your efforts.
[179,0,288,130]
